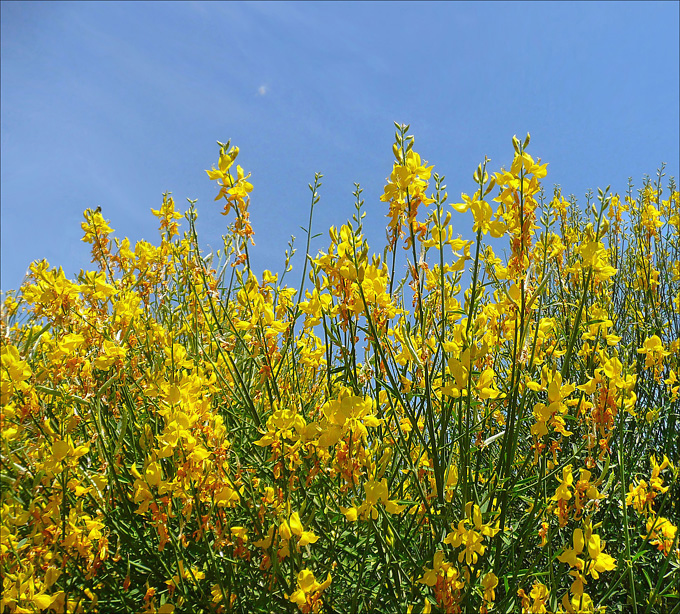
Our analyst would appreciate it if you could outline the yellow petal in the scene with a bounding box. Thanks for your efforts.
[340,506,358,522]
[298,530,319,547]
[289,512,303,537]
[297,569,316,592]
[32,594,53,609]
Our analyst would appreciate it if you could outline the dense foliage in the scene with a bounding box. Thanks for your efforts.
[1,126,679,613]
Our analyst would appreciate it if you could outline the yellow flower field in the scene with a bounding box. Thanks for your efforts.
[1,125,678,613]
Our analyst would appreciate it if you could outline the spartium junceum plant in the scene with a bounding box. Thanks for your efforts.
[1,124,679,614]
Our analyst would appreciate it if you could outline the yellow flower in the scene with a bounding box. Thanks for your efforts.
[552,465,574,502]
[644,515,677,556]
[0,344,32,404]
[637,335,670,370]
[288,569,332,609]
[482,572,498,602]
[585,533,616,578]
[340,506,358,522]
[81,209,113,243]
[93,338,127,370]
[253,526,275,549]
[289,512,319,547]
[558,528,585,571]
[206,145,239,180]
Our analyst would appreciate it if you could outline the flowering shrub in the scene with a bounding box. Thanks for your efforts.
[1,125,679,613]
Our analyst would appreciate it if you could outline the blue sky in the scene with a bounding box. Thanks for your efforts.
[2,1,679,294]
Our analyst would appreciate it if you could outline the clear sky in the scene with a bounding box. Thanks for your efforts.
[2,1,679,294]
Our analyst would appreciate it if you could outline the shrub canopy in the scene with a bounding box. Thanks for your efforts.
[1,126,679,613]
